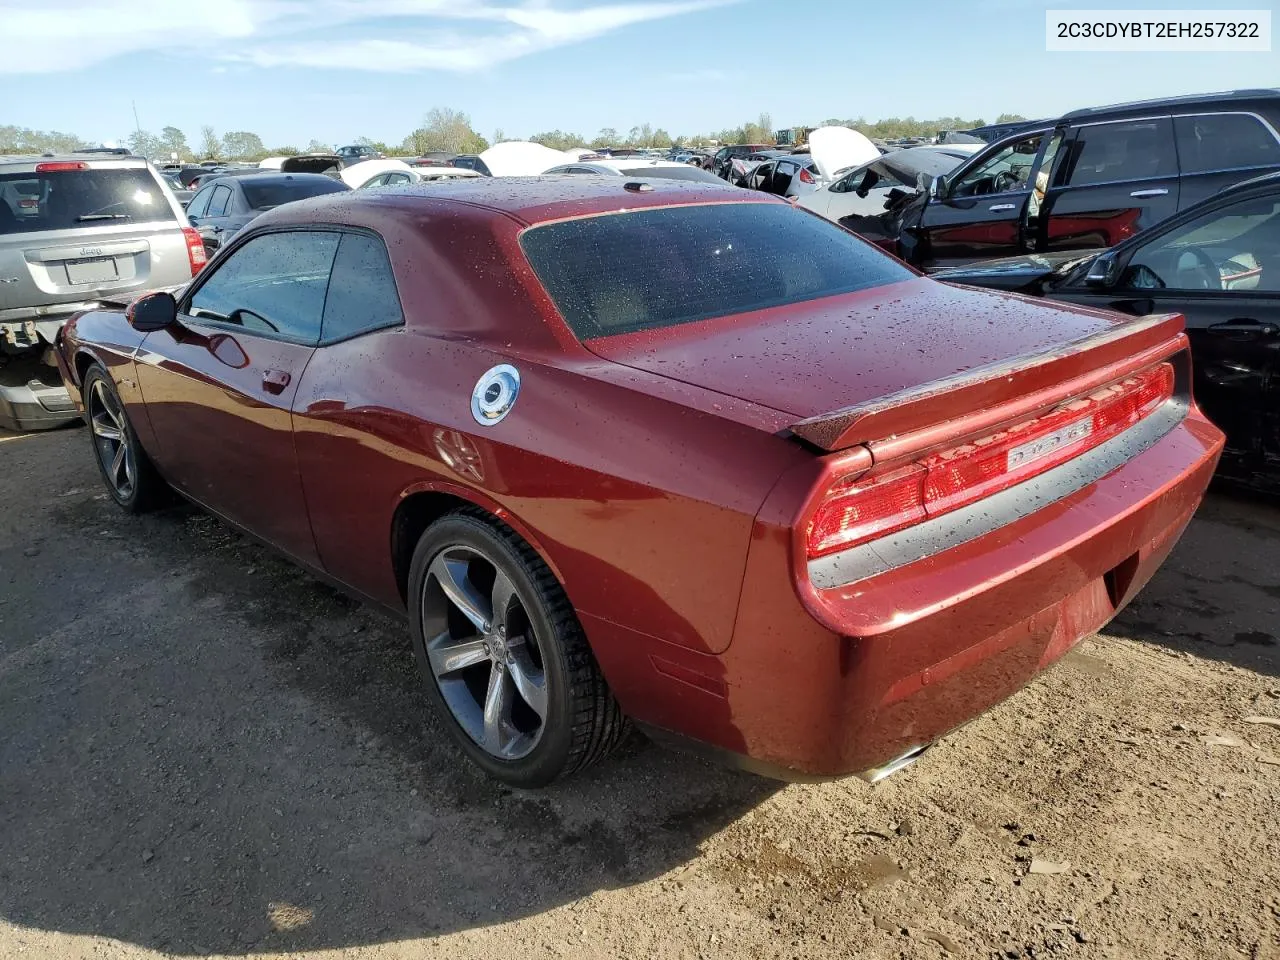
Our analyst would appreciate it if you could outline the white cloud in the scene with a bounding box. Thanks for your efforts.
[0,0,734,74]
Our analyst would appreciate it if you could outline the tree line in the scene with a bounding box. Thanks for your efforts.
[0,109,1030,162]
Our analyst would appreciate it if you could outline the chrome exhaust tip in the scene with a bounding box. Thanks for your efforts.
[855,744,930,784]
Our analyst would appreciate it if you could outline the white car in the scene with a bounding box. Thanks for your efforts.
[341,158,482,189]
[798,144,982,222]
[541,158,725,184]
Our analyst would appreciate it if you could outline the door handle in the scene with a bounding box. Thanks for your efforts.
[212,226,224,233]
[1208,319,1279,335]
[988,203,1016,211]
[1129,188,1169,198]
[262,368,291,394]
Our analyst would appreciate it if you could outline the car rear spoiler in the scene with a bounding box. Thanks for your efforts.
[788,313,1187,452]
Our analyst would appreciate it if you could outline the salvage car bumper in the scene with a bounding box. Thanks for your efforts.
[588,402,1223,780]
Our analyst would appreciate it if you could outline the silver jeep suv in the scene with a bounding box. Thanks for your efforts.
[0,154,204,430]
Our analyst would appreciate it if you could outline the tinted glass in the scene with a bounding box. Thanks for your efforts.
[1121,196,1280,293]
[185,187,212,218]
[1066,119,1176,187]
[951,134,1044,197]
[242,177,347,210]
[521,202,913,339]
[321,233,403,341]
[206,184,232,217]
[1175,114,1280,174]
[0,168,175,234]
[187,231,339,342]
[614,165,722,183]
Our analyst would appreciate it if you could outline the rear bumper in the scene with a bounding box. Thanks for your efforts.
[596,406,1223,779]
[0,359,76,432]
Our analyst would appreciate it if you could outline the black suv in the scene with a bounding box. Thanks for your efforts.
[846,89,1280,270]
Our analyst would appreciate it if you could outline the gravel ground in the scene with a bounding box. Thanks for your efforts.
[1,424,1278,960]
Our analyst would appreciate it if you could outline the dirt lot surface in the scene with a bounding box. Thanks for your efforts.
[2,425,1278,960]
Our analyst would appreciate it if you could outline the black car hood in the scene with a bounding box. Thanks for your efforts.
[930,250,1103,291]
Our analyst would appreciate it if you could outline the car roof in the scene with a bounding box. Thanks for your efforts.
[0,154,152,173]
[202,172,342,188]
[1061,88,1280,121]
[258,175,757,228]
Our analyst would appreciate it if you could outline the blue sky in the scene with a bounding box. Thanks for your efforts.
[2,0,1277,147]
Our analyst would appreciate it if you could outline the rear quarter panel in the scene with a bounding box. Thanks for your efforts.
[292,329,808,655]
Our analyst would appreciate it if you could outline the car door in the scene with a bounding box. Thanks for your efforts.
[914,130,1048,267]
[770,160,797,196]
[189,183,233,252]
[134,228,341,565]
[1174,112,1280,209]
[290,231,408,591]
[1054,191,1280,474]
[1039,117,1179,254]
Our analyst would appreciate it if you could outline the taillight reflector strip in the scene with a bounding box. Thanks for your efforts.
[182,227,207,276]
[806,362,1175,560]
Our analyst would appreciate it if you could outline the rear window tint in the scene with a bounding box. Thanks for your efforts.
[1175,114,1280,174]
[321,233,404,342]
[521,202,912,339]
[0,168,175,234]
[242,178,348,211]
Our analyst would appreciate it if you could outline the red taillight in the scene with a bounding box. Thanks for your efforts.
[799,167,816,184]
[805,363,1175,560]
[35,161,88,172]
[182,227,207,276]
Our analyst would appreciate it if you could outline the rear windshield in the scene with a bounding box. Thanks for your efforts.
[521,202,912,339]
[242,178,348,210]
[616,166,723,183]
[0,168,175,234]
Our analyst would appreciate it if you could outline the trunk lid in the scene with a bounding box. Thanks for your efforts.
[585,278,1184,450]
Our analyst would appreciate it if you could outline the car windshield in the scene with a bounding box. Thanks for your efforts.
[0,168,175,234]
[521,201,912,339]
[241,178,348,210]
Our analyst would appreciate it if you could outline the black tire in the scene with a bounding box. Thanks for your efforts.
[82,364,167,514]
[408,509,628,786]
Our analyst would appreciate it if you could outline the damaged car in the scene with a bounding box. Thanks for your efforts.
[0,153,205,431]
[842,90,1280,271]
[798,143,980,221]
[56,177,1220,787]
[935,170,1280,490]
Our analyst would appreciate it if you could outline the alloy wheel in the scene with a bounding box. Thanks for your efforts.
[89,379,135,500]
[421,545,549,760]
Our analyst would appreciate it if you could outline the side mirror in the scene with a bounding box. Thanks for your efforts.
[126,291,178,332]
[1085,252,1121,289]
[930,175,947,200]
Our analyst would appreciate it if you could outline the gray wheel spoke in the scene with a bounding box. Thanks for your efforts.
[507,651,547,720]
[490,570,516,635]
[426,631,489,678]
[110,442,126,483]
[91,415,121,441]
[482,663,512,754]
[430,555,491,633]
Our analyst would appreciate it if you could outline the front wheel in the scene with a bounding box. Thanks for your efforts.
[82,364,166,513]
[408,511,628,787]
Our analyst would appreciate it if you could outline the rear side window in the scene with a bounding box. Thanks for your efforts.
[242,178,349,210]
[186,230,339,343]
[521,202,913,339]
[186,187,212,218]
[1175,114,1280,174]
[1065,119,1176,187]
[321,232,403,341]
[206,185,233,217]
[0,167,175,234]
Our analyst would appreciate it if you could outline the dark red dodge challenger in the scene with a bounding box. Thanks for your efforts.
[55,177,1223,787]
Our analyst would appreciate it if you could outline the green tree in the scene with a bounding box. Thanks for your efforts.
[305,139,333,153]
[651,128,673,149]
[403,107,488,155]
[530,130,585,151]
[126,129,161,160]
[590,127,620,149]
[221,130,266,160]
[158,126,189,161]
[995,113,1027,123]
[199,125,220,160]
[0,124,87,154]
